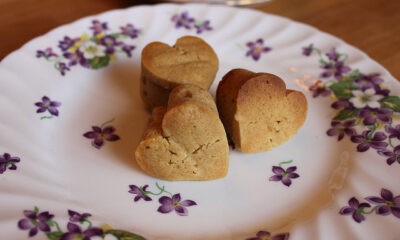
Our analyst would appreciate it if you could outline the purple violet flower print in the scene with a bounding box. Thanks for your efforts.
[58,36,79,52]
[331,99,353,110]
[321,61,351,80]
[302,43,314,56]
[331,99,354,109]
[358,108,392,126]
[385,124,400,140]
[18,208,54,237]
[365,188,400,218]
[194,20,212,34]
[122,44,135,58]
[378,146,400,165]
[326,119,356,141]
[354,73,384,90]
[89,20,108,35]
[63,50,90,68]
[61,222,103,240]
[339,197,371,223]
[34,96,61,118]
[100,35,118,46]
[171,12,195,29]
[83,120,120,149]
[57,62,71,75]
[325,48,339,62]
[170,11,212,34]
[128,184,152,202]
[309,80,332,98]
[302,44,400,166]
[100,35,121,54]
[37,20,141,75]
[36,47,58,59]
[0,153,20,174]
[129,182,196,216]
[247,230,290,240]
[120,23,140,39]
[351,130,388,152]
[157,193,197,216]
[374,84,390,96]
[269,160,299,187]
[17,207,146,239]
[246,39,271,61]
[68,210,91,223]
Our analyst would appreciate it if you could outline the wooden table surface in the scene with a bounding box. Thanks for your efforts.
[1,0,399,79]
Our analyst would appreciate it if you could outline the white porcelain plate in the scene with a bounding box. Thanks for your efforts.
[1,4,399,240]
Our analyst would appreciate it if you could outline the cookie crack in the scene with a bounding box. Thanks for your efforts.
[168,138,221,166]
[191,138,221,156]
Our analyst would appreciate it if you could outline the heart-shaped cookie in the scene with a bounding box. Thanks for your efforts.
[140,36,219,109]
[135,84,229,181]
[216,69,308,153]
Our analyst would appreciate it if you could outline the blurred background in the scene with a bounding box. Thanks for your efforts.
[0,0,399,79]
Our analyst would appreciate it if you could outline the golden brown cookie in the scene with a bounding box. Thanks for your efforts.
[216,69,307,153]
[135,84,229,181]
[140,36,219,109]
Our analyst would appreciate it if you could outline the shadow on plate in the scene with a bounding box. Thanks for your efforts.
[101,61,150,172]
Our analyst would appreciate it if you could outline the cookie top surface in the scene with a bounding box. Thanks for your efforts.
[168,84,218,115]
[141,36,219,89]
[217,68,307,153]
[135,84,228,181]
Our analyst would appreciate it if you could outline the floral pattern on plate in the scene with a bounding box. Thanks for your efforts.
[1,4,400,240]
[340,188,400,223]
[34,96,61,120]
[0,152,20,174]
[17,207,145,239]
[269,160,299,187]
[83,118,120,149]
[245,39,271,61]
[36,20,141,75]
[129,182,197,216]
[247,230,290,240]
[303,44,400,165]
[171,11,213,34]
